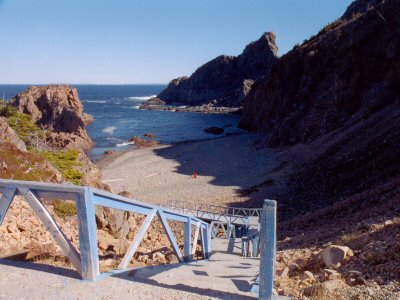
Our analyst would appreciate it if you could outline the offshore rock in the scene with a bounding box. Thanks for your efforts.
[13,85,94,151]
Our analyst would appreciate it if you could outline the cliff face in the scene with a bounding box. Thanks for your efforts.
[13,85,94,151]
[158,32,278,107]
[240,0,399,145]
[239,0,400,209]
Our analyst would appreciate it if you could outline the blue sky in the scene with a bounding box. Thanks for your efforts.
[0,0,353,84]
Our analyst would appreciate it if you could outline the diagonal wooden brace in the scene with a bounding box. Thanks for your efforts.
[18,187,82,273]
[119,208,157,269]
[0,186,17,225]
[158,209,184,263]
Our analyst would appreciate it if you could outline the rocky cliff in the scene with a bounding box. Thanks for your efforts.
[240,0,400,207]
[157,32,278,107]
[240,0,399,144]
[13,85,94,151]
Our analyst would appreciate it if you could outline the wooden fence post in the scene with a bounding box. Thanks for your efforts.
[184,216,193,261]
[76,188,100,281]
[259,199,277,300]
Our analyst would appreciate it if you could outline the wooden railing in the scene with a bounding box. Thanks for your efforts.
[0,179,211,281]
[162,200,251,226]
[241,230,260,257]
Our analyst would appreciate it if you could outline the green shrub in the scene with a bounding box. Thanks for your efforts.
[3,106,47,145]
[41,150,84,185]
[53,200,77,218]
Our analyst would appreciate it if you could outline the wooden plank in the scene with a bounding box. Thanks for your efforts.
[76,188,100,280]
[18,187,82,273]
[184,216,192,261]
[259,199,277,300]
[0,186,17,225]
[93,195,152,215]
[200,227,207,259]
[0,179,84,193]
[118,208,157,269]
[191,221,200,257]
[157,209,184,263]
[205,224,211,258]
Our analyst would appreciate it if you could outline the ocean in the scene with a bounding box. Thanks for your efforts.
[0,85,245,159]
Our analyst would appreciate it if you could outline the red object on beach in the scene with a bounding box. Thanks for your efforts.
[192,171,199,179]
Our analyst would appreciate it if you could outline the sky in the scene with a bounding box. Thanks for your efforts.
[0,0,353,84]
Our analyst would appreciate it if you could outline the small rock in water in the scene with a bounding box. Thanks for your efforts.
[204,127,224,135]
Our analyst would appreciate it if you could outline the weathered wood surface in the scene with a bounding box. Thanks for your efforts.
[259,199,277,300]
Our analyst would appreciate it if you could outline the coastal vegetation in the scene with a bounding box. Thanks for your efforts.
[53,200,78,218]
[40,150,84,185]
[0,99,84,185]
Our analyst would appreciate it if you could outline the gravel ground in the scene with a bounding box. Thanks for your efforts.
[99,134,282,206]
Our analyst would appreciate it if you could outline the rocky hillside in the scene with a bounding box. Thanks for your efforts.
[236,1,400,297]
[157,32,278,107]
[0,85,105,189]
[240,0,399,143]
[239,0,400,205]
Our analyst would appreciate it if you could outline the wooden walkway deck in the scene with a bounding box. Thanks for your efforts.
[0,239,259,299]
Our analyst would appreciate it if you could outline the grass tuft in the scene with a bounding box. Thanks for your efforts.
[53,200,77,218]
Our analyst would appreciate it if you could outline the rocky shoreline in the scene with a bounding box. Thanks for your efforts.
[139,97,241,114]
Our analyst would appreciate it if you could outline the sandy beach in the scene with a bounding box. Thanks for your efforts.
[98,133,284,207]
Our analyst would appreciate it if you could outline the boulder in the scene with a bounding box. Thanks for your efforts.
[118,191,134,198]
[302,279,348,297]
[12,85,94,151]
[321,245,353,267]
[130,136,159,148]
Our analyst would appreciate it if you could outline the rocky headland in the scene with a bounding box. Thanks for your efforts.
[154,32,278,108]
[0,85,199,275]
[139,97,241,114]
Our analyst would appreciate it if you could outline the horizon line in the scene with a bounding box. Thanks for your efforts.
[0,83,168,86]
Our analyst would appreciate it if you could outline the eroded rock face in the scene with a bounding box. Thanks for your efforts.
[13,85,94,151]
[342,0,387,20]
[158,32,278,107]
[0,117,27,152]
[240,0,399,145]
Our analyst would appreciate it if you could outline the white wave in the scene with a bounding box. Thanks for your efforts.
[102,126,117,134]
[116,141,135,147]
[86,100,107,103]
[128,95,157,101]
[129,105,141,109]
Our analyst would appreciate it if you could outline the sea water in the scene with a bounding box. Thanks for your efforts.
[0,85,244,159]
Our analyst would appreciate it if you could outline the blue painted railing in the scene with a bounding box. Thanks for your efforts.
[0,179,211,281]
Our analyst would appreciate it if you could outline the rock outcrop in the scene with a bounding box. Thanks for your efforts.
[240,0,399,145]
[0,117,27,152]
[157,32,278,107]
[13,85,94,151]
[342,0,387,20]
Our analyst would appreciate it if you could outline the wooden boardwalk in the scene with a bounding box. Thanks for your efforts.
[0,239,259,299]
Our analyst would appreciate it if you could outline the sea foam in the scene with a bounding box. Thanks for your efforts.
[86,100,107,103]
[102,126,117,134]
[116,141,135,147]
[128,95,157,101]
